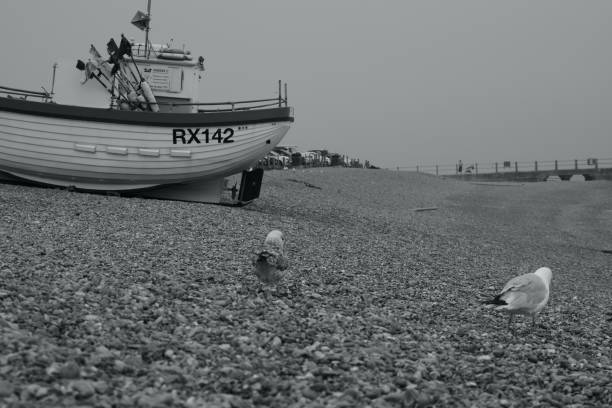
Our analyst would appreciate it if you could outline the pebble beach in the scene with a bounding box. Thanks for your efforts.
[1,167,611,407]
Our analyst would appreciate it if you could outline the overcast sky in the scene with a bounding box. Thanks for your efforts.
[2,1,611,169]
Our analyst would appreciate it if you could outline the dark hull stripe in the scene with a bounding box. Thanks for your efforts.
[0,97,294,127]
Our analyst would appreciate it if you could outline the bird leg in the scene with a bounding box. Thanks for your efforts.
[261,285,270,302]
[254,283,268,301]
[531,313,546,330]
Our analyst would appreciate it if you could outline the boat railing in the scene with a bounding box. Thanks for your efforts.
[0,86,53,102]
[196,80,289,112]
[194,97,288,113]
[1,84,290,113]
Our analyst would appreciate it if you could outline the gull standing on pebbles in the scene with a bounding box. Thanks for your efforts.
[482,267,553,328]
[252,230,289,284]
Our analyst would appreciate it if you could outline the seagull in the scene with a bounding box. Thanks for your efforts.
[482,267,552,328]
[252,230,288,284]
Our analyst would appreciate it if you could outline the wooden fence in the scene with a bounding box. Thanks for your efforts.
[398,158,612,177]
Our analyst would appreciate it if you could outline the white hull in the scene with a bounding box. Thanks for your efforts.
[0,106,290,191]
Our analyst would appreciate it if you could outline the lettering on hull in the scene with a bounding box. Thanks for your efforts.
[172,128,235,144]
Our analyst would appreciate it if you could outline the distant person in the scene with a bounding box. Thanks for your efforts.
[231,182,238,200]
[458,160,463,173]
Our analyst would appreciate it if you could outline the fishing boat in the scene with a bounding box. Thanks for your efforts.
[0,3,294,204]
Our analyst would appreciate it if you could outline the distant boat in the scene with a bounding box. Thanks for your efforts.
[0,2,293,204]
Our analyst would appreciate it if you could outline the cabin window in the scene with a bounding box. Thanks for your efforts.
[168,68,182,93]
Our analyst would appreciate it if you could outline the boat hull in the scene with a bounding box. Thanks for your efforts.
[0,97,293,191]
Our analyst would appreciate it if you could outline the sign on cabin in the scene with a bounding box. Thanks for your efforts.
[142,66,182,93]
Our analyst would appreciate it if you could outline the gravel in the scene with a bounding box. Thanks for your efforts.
[1,167,611,407]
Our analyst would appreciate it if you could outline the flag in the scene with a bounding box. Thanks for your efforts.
[89,46,112,79]
[131,10,150,31]
[81,60,100,84]
[85,61,97,78]
[90,44,105,64]
[107,38,120,61]
[119,34,132,58]
[76,59,89,84]
[106,38,122,76]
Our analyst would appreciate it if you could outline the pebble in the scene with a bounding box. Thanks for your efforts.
[136,392,176,408]
[0,380,15,397]
[302,387,319,400]
[114,359,128,372]
[21,384,49,400]
[384,391,407,404]
[94,345,115,360]
[313,351,327,361]
[71,380,96,398]
[58,361,81,379]
[271,336,282,348]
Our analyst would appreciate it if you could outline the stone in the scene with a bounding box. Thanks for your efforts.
[71,380,96,398]
[0,381,15,398]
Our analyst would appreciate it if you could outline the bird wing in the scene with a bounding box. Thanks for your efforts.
[498,273,548,312]
[276,254,289,271]
[500,273,539,294]
[252,250,284,284]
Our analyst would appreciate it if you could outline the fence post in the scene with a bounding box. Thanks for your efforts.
[574,159,578,170]
[515,161,518,173]
[535,161,538,172]
[595,159,599,170]
[555,160,558,171]
[436,165,439,176]
[495,162,498,173]
[475,163,478,175]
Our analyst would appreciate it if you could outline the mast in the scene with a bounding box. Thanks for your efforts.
[144,0,152,58]
[50,63,58,95]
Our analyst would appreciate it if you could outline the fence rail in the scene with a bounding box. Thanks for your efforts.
[397,158,612,178]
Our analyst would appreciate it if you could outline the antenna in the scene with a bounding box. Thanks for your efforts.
[50,62,58,96]
[144,0,152,58]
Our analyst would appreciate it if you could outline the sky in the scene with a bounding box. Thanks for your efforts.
[2,0,611,169]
